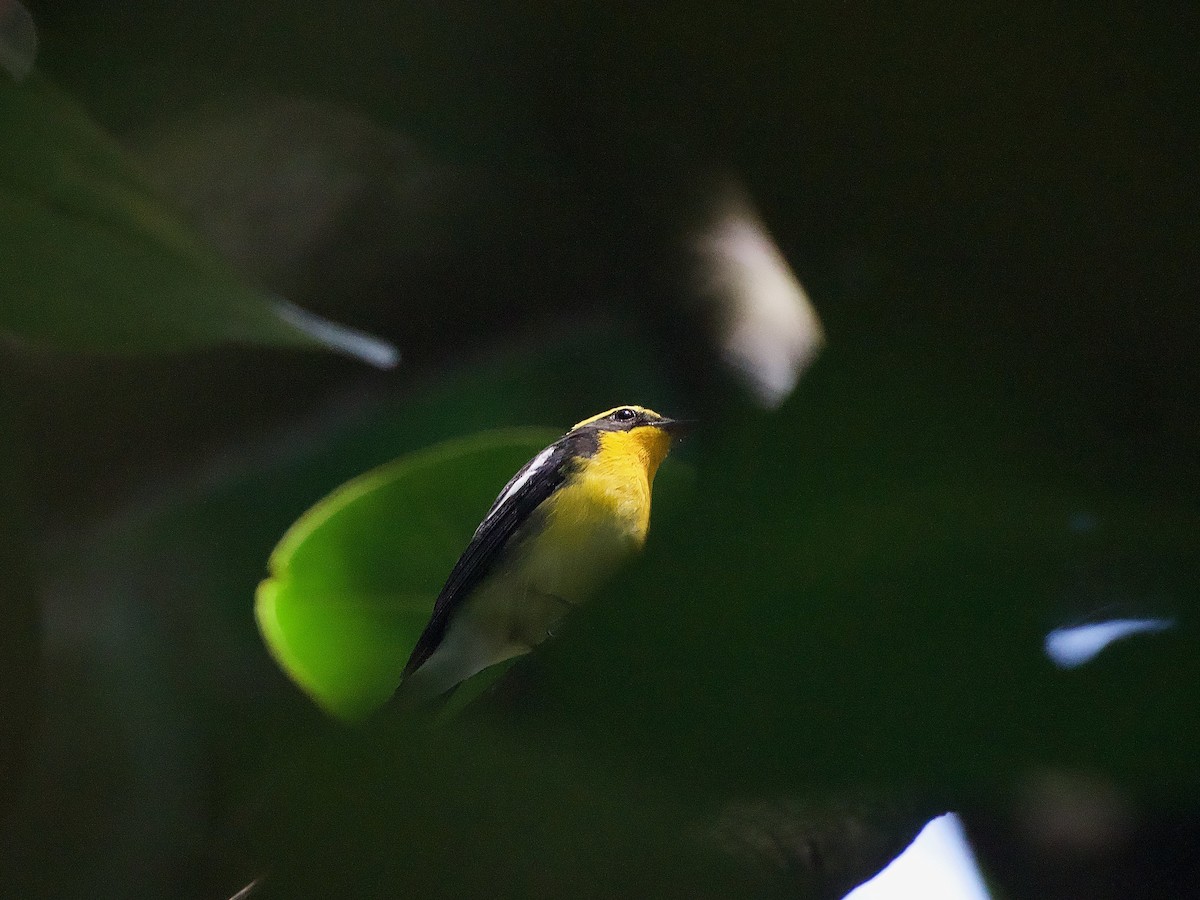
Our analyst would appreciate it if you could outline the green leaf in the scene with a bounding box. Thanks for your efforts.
[0,74,397,365]
[256,428,559,721]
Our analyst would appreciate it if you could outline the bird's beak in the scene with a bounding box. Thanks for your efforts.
[658,418,696,437]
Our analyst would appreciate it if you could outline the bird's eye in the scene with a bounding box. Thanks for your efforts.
[613,408,637,422]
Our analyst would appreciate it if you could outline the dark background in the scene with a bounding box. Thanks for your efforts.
[1,2,1197,897]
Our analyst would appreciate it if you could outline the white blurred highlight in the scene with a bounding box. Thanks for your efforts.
[847,814,991,900]
[273,298,399,369]
[1044,618,1174,669]
[695,188,823,407]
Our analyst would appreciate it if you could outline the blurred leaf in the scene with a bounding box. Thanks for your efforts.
[0,74,396,365]
[255,723,800,900]
[487,349,1200,800]
[256,429,558,720]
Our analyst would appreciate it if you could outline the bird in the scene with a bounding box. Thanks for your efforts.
[394,405,688,704]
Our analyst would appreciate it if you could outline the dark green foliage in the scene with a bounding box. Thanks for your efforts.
[2,1,1198,897]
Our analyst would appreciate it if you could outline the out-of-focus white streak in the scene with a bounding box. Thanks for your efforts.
[694,188,823,408]
[846,814,991,900]
[1044,618,1174,669]
[273,298,399,370]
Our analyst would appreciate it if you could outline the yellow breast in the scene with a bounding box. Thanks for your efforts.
[516,425,671,603]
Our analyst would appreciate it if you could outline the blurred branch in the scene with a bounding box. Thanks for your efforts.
[706,796,936,899]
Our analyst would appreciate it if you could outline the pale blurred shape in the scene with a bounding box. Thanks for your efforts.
[847,814,991,900]
[1044,618,1174,669]
[273,298,399,369]
[696,189,823,407]
[0,0,37,80]
[1017,770,1131,853]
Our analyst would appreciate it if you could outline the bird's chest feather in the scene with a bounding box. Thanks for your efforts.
[516,452,652,602]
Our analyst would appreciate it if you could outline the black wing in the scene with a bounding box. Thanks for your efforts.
[401,438,576,678]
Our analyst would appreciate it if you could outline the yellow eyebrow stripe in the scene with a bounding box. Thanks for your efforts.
[571,405,663,429]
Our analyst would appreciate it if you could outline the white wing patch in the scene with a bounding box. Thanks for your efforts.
[478,444,558,533]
